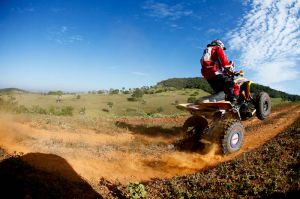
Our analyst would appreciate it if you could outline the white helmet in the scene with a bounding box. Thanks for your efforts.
[208,39,226,50]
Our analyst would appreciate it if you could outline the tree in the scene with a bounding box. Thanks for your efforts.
[48,90,64,95]
[109,89,119,94]
[97,90,105,94]
[127,88,144,102]
[132,88,144,98]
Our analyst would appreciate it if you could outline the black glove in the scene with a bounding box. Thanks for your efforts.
[234,70,244,76]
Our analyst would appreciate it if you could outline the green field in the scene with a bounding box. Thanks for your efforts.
[0,89,290,118]
[0,89,208,117]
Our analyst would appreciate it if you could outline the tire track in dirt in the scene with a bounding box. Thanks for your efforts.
[0,104,299,188]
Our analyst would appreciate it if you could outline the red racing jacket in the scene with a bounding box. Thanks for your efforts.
[200,45,231,80]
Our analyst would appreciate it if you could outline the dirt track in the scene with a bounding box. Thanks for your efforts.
[0,104,299,190]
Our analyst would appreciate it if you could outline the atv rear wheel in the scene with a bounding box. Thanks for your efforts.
[220,119,245,154]
[178,116,208,151]
[182,116,208,137]
[256,92,271,120]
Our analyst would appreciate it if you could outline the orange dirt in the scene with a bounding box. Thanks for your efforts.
[0,104,299,191]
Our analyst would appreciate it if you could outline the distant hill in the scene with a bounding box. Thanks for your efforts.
[157,77,300,101]
[0,88,29,94]
[157,77,214,93]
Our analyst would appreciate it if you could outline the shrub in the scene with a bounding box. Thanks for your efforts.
[76,95,81,99]
[48,106,57,115]
[147,106,164,117]
[79,107,86,115]
[127,182,147,199]
[190,91,199,96]
[48,90,64,95]
[109,89,119,94]
[127,97,138,102]
[187,97,196,103]
[60,106,74,116]
[126,108,137,113]
[0,97,16,111]
[15,105,29,113]
[97,90,105,94]
[48,106,74,116]
[156,106,164,113]
[31,105,47,114]
[107,102,114,108]
[102,108,109,112]
[132,89,144,98]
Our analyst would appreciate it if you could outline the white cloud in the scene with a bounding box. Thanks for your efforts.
[169,23,183,29]
[143,1,193,20]
[227,0,300,86]
[207,28,221,34]
[69,35,83,42]
[255,61,298,84]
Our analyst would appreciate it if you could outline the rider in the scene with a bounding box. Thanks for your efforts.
[200,39,240,104]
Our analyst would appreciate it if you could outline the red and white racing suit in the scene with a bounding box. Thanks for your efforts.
[200,45,240,100]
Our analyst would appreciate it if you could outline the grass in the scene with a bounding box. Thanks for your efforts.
[1,89,292,119]
[271,97,291,107]
[0,89,209,117]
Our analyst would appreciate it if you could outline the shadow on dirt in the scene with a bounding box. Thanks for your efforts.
[0,152,102,199]
[174,133,204,151]
[115,121,182,138]
[115,121,221,155]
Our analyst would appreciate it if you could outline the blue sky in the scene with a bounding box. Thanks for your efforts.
[0,0,299,94]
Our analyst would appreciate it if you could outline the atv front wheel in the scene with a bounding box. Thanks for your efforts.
[220,119,245,154]
[256,92,271,120]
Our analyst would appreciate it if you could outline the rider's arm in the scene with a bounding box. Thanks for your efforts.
[217,47,235,75]
[217,47,230,68]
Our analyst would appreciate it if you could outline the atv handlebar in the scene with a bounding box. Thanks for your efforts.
[234,70,244,77]
[224,62,245,77]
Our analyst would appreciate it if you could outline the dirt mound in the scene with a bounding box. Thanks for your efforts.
[0,104,299,194]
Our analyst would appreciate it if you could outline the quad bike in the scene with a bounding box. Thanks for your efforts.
[177,70,271,154]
